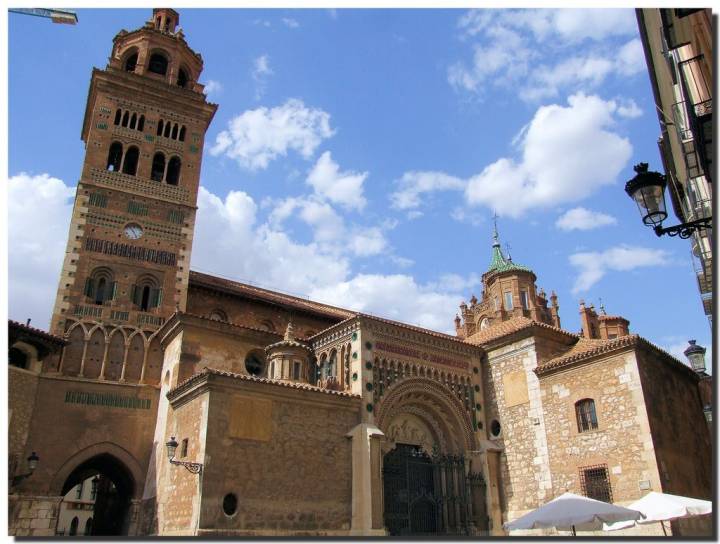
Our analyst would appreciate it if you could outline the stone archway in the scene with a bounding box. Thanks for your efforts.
[375,377,483,536]
[50,443,143,536]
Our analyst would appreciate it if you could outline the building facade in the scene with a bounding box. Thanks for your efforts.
[8,9,712,537]
[636,8,713,324]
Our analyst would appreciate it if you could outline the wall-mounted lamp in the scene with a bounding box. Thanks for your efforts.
[625,163,712,238]
[12,451,39,486]
[165,437,202,474]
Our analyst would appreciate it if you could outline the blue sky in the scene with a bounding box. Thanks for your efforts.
[7,8,711,365]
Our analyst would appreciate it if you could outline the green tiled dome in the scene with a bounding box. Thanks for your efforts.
[486,228,532,275]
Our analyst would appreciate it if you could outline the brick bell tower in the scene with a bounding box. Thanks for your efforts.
[49,9,217,380]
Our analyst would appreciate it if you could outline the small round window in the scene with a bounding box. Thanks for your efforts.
[222,493,237,516]
[490,419,502,438]
[244,352,264,376]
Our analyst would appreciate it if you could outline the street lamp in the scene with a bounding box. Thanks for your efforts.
[703,404,712,423]
[625,163,712,238]
[684,339,707,373]
[12,451,39,486]
[165,436,202,475]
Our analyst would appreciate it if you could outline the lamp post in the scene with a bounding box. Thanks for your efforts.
[625,163,712,239]
[165,436,202,474]
[684,339,707,373]
[12,451,39,487]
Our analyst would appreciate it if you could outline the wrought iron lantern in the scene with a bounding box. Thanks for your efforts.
[12,451,39,486]
[703,404,712,423]
[165,436,202,475]
[625,163,712,238]
[684,339,707,373]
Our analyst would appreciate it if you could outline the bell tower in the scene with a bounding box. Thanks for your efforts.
[50,9,217,375]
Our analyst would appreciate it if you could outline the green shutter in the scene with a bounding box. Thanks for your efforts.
[111,281,118,300]
[157,288,163,307]
[150,288,162,308]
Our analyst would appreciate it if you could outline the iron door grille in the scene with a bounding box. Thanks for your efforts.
[580,464,613,503]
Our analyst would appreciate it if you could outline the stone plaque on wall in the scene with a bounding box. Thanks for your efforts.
[229,396,273,441]
[503,371,529,407]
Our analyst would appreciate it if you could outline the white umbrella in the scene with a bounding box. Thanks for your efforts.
[504,492,644,536]
[604,492,712,534]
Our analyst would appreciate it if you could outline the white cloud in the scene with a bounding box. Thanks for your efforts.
[251,55,274,100]
[282,17,299,28]
[310,274,462,333]
[210,99,335,170]
[449,9,643,101]
[569,244,671,293]
[465,93,632,217]
[390,171,465,210]
[556,207,618,231]
[348,227,388,257]
[616,97,643,118]
[306,151,368,211]
[203,79,223,96]
[8,173,75,329]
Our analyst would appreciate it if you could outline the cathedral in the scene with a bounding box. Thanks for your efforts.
[8,9,712,537]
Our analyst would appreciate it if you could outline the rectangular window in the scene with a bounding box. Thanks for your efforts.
[91,479,98,501]
[580,464,612,503]
[127,200,149,216]
[181,438,188,458]
[520,290,529,310]
[88,192,108,208]
[293,361,301,380]
[75,482,83,499]
[493,297,500,311]
[168,209,185,224]
[504,292,513,310]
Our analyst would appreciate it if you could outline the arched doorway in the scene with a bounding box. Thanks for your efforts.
[376,377,488,536]
[57,454,134,536]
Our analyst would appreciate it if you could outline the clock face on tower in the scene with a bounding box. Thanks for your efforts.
[124,223,144,240]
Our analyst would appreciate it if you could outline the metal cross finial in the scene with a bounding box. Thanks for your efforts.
[599,298,606,315]
[492,211,499,244]
[505,242,512,261]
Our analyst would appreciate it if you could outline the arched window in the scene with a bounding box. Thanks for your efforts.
[122,146,139,176]
[171,123,178,140]
[124,52,138,72]
[137,115,145,132]
[9,347,28,369]
[209,309,228,322]
[157,119,164,137]
[106,142,123,172]
[166,156,181,185]
[148,52,168,76]
[178,126,186,141]
[85,268,116,305]
[130,113,137,130]
[328,350,337,377]
[164,122,171,138]
[177,68,189,88]
[131,275,162,312]
[156,16,161,29]
[150,152,166,182]
[576,399,598,432]
[121,111,129,128]
[114,109,122,125]
[69,517,79,536]
[84,518,93,536]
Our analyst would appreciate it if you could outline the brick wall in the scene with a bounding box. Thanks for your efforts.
[197,379,360,535]
[8,367,40,477]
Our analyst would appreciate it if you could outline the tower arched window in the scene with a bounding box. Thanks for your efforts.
[328,350,337,377]
[124,52,138,72]
[575,398,598,433]
[179,126,186,141]
[171,123,178,140]
[122,146,139,176]
[164,122,171,138]
[85,267,116,306]
[177,68,189,88]
[130,113,137,130]
[106,142,123,172]
[69,517,79,536]
[121,111,129,127]
[137,115,145,132]
[131,275,162,312]
[148,52,168,76]
[166,156,181,185]
[151,152,166,182]
[157,119,164,137]
[113,109,122,125]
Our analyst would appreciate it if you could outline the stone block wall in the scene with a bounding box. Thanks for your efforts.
[8,366,40,478]
[539,350,662,503]
[8,496,62,536]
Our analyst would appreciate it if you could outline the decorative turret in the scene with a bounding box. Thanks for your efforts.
[579,301,630,340]
[454,219,561,338]
[265,321,314,383]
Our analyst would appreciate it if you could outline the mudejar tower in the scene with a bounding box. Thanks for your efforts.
[50,8,216,384]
